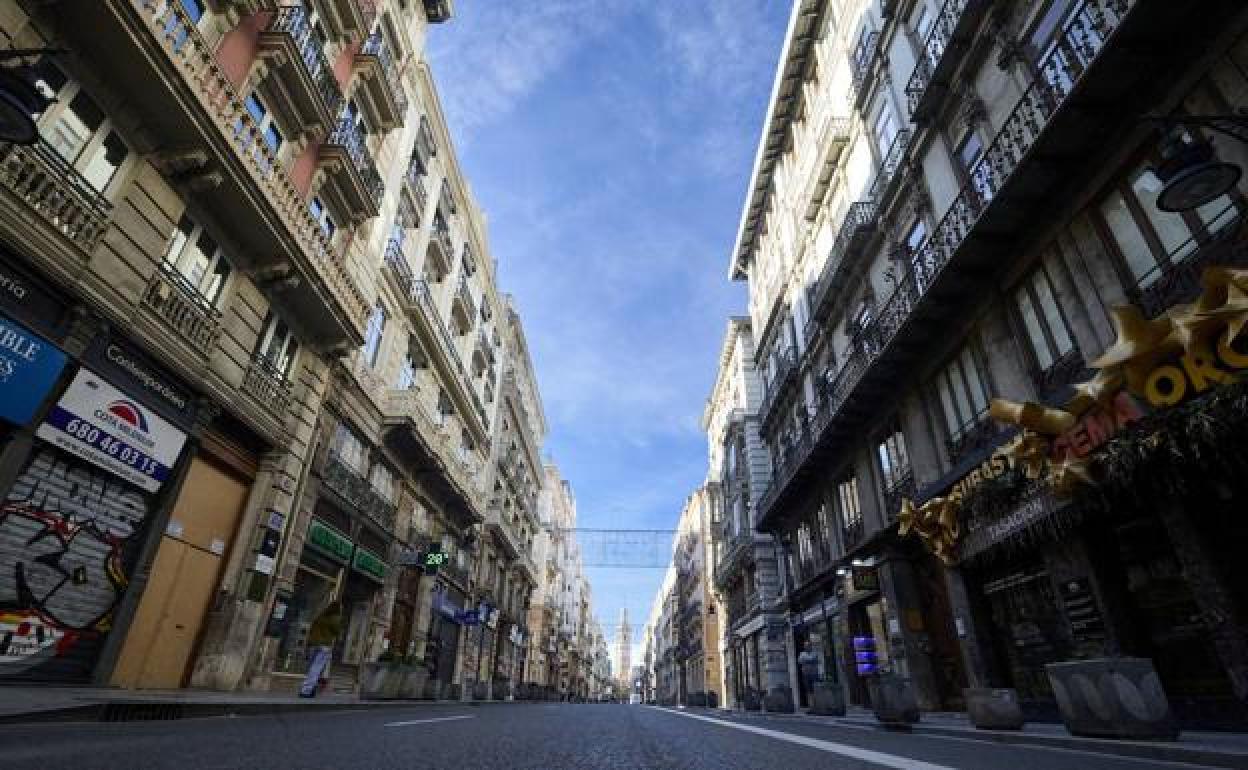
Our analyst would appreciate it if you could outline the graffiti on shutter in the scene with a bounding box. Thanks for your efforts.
[0,447,152,681]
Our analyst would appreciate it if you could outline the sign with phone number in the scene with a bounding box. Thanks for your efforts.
[36,368,187,492]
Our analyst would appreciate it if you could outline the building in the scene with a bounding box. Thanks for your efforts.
[613,607,631,691]
[703,317,792,711]
[0,0,606,701]
[723,0,1248,728]
[671,485,723,708]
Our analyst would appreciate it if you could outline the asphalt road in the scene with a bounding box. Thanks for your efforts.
[0,703,1222,769]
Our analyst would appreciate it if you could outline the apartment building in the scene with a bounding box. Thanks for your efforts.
[727,0,1248,728]
[671,485,723,708]
[703,317,792,711]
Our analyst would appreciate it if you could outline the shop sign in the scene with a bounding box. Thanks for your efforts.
[36,368,188,493]
[851,566,879,593]
[959,492,1055,560]
[0,251,69,334]
[306,518,353,564]
[0,314,67,426]
[84,335,196,429]
[352,546,388,583]
[258,529,281,558]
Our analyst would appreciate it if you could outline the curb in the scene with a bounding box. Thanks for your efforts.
[687,708,1248,769]
[0,697,535,725]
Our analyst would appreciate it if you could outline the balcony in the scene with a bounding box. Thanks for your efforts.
[400,279,489,432]
[427,221,454,280]
[758,347,798,429]
[404,164,429,221]
[382,237,415,297]
[451,275,476,335]
[321,117,384,219]
[905,0,992,124]
[848,30,880,109]
[322,453,398,534]
[140,262,223,352]
[486,507,524,560]
[712,531,752,591]
[867,130,912,209]
[64,0,369,348]
[242,353,294,427]
[758,0,1214,532]
[803,115,851,221]
[318,0,376,40]
[258,5,344,135]
[354,32,407,131]
[0,138,112,257]
[1125,212,1248,319]
[805,201,878,328]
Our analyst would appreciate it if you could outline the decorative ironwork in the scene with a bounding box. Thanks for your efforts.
[945,415,1006,464]
[137,0,368,338]
[755,0,1136,525]
[1034,348,1091,404]
[359,32,408,117]
[0,139,112,251]
[268,5,343,118]
[242,353,294,423]
[807,201,879,323]
[868,129,912,205]
[1127,215,1248,318]
[758,347,798,426]
[453,274,476,334]
[405,164,428,217]
[849,30,880,108]
[142,263,223,350]
[323,453,398,533]
[327,117,385,207]
[882,472,916,523]
[905,0,986,120]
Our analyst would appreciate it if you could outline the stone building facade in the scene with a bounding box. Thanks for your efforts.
[719,0,1248,729]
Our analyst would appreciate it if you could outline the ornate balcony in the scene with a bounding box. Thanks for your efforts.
[803,115,851,221]
[322,453,398,534]
[426,219,454,281]
[759,0,1156,532]
[141,263,223,352]
[904,0,992,123]
[881,472,916,523]
[0,138,112,255]
[354,32,407,130]
[258,5,344,134]
[68,1,370,347]
[758,347,798,428]
[242,353,294,425]
[321,117,385,219]
[848,30,880,109]
[806,201,878,328]
[451,274,476,335]
[404,278,489,431]
[384,388,484,524]
[486,507,524,561]
[404,164,429,221]
[319,0,376,40]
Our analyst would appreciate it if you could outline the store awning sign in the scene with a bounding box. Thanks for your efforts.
[0,314,66,426]
[306,518,353,564]
[36,368,187,492]
[352,546,388,583]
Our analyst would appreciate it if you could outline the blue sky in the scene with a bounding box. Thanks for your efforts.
[427,1,790,660]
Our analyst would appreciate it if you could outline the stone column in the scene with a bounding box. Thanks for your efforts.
[879,552,942,711]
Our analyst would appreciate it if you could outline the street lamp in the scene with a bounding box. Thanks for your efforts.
[1143,114,1248,213]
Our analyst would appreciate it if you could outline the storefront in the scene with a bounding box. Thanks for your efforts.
[427,582,465,697]
[791,595,842,709]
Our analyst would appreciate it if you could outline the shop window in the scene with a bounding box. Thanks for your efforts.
[362,302,386,367]
[256,311,299,378]
[931,342,992,448]
[836,475,862,547]
[30,58,131,194]
[162,213,233,305]
[1095,155,1239,292]
[329,421,368,474]
[1012,263,1076,373]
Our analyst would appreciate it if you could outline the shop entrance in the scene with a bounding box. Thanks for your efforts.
[980,558,1070,711]
[914,554,968,710]
[847,597,889,707]
[110,455,250,689]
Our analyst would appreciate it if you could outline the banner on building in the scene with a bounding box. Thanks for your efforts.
[0,315,67,426]
[36,368,188,493]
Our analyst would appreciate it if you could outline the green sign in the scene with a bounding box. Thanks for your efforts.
[307,518,353,564]
[353,547,388,583]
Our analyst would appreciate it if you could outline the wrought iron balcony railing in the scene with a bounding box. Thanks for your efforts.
[868,129,912,206]
[359,32,408,117]
[405,164,429,216]
[848,30,880,108]
[242,352,295,425]
[904,0,988,121]
[268,5,343,119]
[432,223,455,261]
[323,452,398,533]
[142,262,223,351]
[806,201,878,326]
[0,138,112,252]
[757,0,1135,525]
[327,117,385,207]
[410,278,489,425]
[881,471,915,523]
[1126,212,1248,318]
[758,346,798,426]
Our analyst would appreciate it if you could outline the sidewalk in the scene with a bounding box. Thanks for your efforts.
[700,705,1248,769]
[0,685,489,724]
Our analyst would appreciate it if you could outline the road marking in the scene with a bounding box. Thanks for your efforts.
[384,715,476,727]
[648,707,955,770]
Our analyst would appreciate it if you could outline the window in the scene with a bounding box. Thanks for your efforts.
[162,214,232,304]
[904,218,929,287]
[362,302,386,367]
[911,2,933,46]
[396,352,417,389]
[1013,263,1075,372]
[836,475,862,544]
[31,59,130,193]
[933,343,992,444]
[369,462,396,502]
[256,311,299,377]
[956,131,993,206]
[331,421,368,473]
[873,105,898,159]
[1097,156,1238,290]
[243,90,283,160]
[309,196,337,239]
[876,422,910,491]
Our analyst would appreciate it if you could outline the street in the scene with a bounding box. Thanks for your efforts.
[0,704,1224,770]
